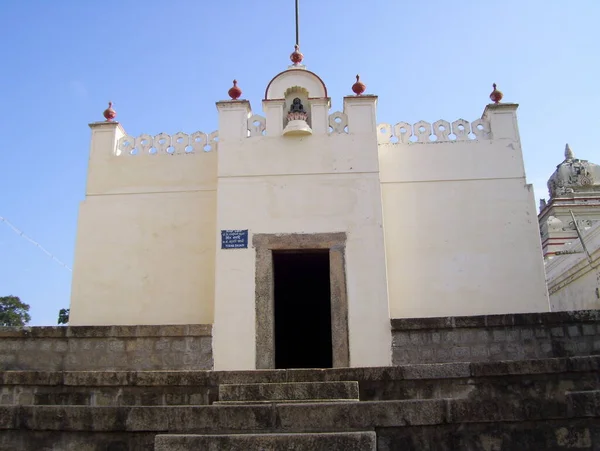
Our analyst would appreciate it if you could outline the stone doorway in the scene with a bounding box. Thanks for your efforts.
[273,250,332,369]
[254,233,349,369]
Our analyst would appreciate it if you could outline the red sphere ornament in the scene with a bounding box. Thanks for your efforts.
[103,102,117,121]
[290,44,304,65]
[228,80,242,100]
[352,74,366,95]
[489,83,503,104]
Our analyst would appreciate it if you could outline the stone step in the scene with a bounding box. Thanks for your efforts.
[217,381,359,403]
[154,431,376,451]
[1,356,598,407]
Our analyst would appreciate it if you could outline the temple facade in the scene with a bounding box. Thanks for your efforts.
[68,53,549,370]
[539,145,600,311]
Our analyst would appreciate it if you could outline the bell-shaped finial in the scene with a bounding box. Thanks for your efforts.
[228,80,242,100]
[489,83,503,104]
[352,74,366,95]
[103,102,117,121]
[564,143,574,160]
[290,44,304,65]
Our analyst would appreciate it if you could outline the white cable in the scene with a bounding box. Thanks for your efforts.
[0,216,72,272]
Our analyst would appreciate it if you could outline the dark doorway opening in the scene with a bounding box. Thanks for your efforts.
[273,250,332,369]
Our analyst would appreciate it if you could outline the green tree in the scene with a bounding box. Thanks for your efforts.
[0,296,31,326]
[58,308,70,325]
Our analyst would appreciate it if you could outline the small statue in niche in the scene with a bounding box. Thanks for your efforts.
[287,97,308,122]
[290,97,304,113]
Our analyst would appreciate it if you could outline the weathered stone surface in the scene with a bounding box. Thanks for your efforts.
[377,419,600,451]
[1,355,599,409]
[218,381,359,402]
[391,310,600,331]
[0,325,213,372]
[392,310,600,365]
[402,362,470,379]
[154,432,376,451]
[568,390,600,417]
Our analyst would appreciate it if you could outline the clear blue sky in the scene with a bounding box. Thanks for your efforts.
[0,1,598,325]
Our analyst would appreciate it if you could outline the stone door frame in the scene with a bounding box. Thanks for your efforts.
[253,232,350,369]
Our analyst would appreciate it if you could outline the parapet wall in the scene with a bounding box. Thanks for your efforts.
[392,310,600,365]
[379,103,549,318]
[0,325,213,371]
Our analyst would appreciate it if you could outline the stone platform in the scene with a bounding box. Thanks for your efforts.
[1,310,599,449]
[1,355,599,450]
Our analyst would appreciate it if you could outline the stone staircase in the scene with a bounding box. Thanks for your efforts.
[1,356,599,450]
[155,381,366,449]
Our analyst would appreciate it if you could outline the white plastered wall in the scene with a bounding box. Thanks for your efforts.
[69,122,217,325]
[212,95,391,370]
[380,105,550,318]
[545,221,600,311]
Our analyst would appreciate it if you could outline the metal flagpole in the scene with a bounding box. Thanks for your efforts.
[295,0,300,47]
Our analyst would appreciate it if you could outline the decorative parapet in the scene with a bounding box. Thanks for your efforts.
[244,112,350,137]
[377,118,491,144]
[328,111,348,134]
[247,115,266,137]
[116,131,219,156]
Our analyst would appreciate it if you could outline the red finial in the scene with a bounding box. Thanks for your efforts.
[228,80,242,100]
[290,44,304,65]
[103,102,116,121]
[489,83,503,104]
[352,74,366,95]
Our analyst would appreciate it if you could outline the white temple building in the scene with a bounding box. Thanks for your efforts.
[68,48,550,370]
[539,145,600,312]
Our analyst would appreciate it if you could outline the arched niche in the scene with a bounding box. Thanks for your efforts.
[264,69,327,100]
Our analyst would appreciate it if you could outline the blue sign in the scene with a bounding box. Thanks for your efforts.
[221,230,249,249]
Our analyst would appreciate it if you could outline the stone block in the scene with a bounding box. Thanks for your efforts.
[470,345,489,359]
[550,327,565,338]
[170,339,186,352]
[452,347,470,359]
[582,324,596,336]
[568,325,581,337]
[392,349,410,364]
[17,392,33,405]
[155,432,377,451]
[420,349,434,361]
[442,330,460,344]
[155,338,171,351]
[470,358,568,377]
[520,328,534,340]
[488,343,503,356]
[392,332,410,347]
[435,348,451,361]
[219,381,359,402]
[568,355,600,372]
[0,406,16,428]
[165,393,189,406]
[108,340,125,352]
[535,328,550,338]
[0,393,14,405]
[275,399,446,430]
[402,363,470,380]
[447,398,525,423]
[492,330,506,342]
[567,390,600,417]
[186,324,213,336]
[93,392,116,407]
[409,332,427,345]
[485,314,514,327]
